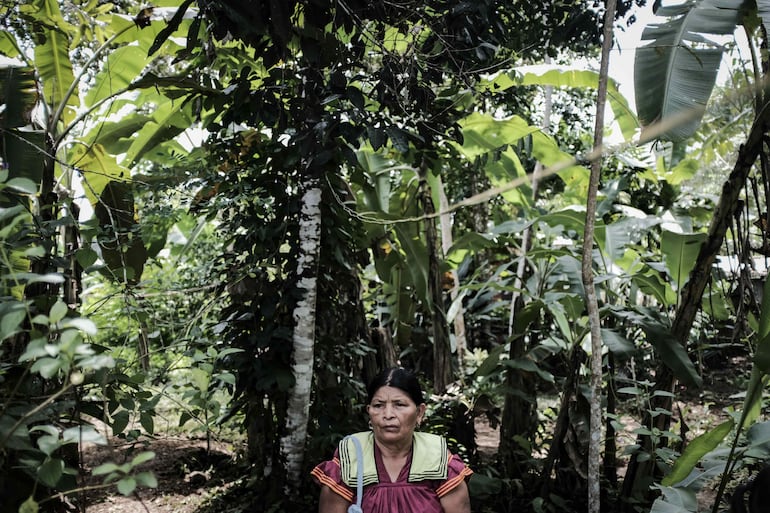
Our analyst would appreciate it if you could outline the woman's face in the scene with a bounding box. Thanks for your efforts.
[367,385,426,446]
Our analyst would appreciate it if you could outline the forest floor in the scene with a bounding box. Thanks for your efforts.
[79,359,745,513]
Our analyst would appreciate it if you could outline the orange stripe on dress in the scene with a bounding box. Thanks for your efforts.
[435,467,473,497]
[310,468,354,502]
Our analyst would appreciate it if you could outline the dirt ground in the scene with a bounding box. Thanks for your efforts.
[80,436,243,513]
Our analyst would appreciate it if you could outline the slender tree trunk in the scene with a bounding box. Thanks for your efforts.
[584,2,617,511]
[280,179,322,489]
[419,173,452,393]
[438,176,467,372]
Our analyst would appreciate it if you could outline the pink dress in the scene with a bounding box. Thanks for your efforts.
[311,440,472,513]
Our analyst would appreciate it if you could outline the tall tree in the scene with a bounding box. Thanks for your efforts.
[584,1,618,510]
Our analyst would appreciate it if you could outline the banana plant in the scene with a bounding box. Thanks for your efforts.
[0,0,197,284]
[634,0,770,142]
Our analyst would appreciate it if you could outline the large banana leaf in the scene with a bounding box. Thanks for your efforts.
[486,66,640,142]
[84,46,151,108]
[0,31,23,59]
[25,0,79,127]
[0,64,44,183]
[0,65,36,128]
[634,0,745,142]
[122,98,195,167]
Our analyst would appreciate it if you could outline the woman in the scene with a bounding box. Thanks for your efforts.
[311,367,472,513]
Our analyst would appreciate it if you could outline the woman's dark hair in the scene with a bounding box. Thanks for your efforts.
[366,367,424,406]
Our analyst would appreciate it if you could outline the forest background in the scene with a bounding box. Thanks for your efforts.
[3,0,770,512]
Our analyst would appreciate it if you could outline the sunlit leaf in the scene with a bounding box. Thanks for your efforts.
[662,418,733,486]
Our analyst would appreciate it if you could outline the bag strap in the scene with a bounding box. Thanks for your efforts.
[343,434,364,513]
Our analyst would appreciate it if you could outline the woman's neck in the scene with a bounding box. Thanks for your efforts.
[375,437,413,459]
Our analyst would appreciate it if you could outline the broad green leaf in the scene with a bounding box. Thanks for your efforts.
[0,66,37,128]
[483,147,532,206]
[650,486,697,513]
[62,426,106,445]
[601,328,636,360]
[474,344,508,378]
[134,471,158,488]
[595,216,660,262]
[538,207,585,233]
[0,303,27,341]
[3,129,45,184]
[85,46,151,107]
[667,158,700,186]
[88,113,153,155]
[18,496,38,513]
[37,457,64,487]
[139,412,154,435]
[122,100,194,167]
[69,143,129,204]
[131,451,155,467]
[552,255,585,298]
[0,31,23,58]
[117,476,137,495]
[92,462,120,476]
[111,410,130,435]
[93,180,148,284]
[746,419,770,447]
[662,418,734,486]
[661,230,706,291]
[60,317,98,335]
[75,247,99,268]
[457,113,539,158]
[635,1,743,141]
[6,178,38,195]
[393,222,429,307]
[31,357,62,379]
[190,367,211,393]
[642,319,703,388]
[48,300,67,324]
[488,66,639,141]
[147,0,196,56]
[632,265,677,307]
[36,433,60,456]
[33,0,78,126]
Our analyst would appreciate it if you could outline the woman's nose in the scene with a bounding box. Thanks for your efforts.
[383,404,395,418]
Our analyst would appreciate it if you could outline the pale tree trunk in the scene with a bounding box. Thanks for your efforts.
[280,179,322,489]
[438,176,467,372]
[584,2,616,511]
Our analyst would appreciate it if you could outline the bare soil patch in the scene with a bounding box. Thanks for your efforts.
[80,437,243,513]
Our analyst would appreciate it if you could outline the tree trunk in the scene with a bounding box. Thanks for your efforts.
[419,173,452,393]
[438,176,467,372]
[583,1,616,511]
[621,97,770,506]
[279,179,322,489]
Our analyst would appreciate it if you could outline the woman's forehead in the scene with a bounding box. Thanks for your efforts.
[370,385,412,402]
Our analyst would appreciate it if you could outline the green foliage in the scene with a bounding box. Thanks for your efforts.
[634,0,760,142]
[92,450,158,496]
